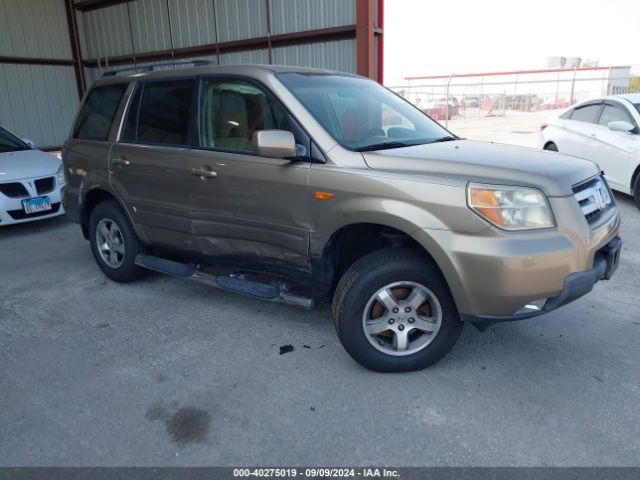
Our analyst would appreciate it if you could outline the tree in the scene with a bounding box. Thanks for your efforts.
[630,77,640,93]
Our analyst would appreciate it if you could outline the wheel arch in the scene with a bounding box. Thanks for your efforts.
[81,187,142,241]
[631,163,640,192]
[311,222,452,304]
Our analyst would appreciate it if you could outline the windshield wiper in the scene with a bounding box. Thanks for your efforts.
[354,141,420,152]
[428,136,460,143]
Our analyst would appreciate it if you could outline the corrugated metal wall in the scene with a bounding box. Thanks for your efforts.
[269,0,356,35]
[0,64,78,146]
[273,40,356,73]
[0,0,71,59]
[168,0,217,49]
[79,0,357,75]
[0,0,78,147]
[81,3,133,58]
[2,0,362,146]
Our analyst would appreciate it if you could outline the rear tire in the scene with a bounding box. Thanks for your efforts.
[89,200,145,282]
[544,142,558,152]
[633,174,640,209]
[332,248,463,372]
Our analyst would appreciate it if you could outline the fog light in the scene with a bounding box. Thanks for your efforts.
[515,298,547,315]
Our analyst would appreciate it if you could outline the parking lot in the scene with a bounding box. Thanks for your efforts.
[1,185,639,466]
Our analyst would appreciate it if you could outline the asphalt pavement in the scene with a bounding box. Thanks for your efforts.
[1,193,639,466]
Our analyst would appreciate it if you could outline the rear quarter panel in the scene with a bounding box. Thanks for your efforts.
[62,139,112,223]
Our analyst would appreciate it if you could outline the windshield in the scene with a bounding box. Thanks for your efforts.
[277,73,454,151]
[635,103,640,116]
[0,127,30,153]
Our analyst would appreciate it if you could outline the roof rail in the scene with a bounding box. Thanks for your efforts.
[102,59,217,77]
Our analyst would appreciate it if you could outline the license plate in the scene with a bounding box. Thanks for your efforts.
[22,196,52,214]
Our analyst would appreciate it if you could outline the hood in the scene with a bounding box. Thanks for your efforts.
[0,149,61,182]
[362,140,600,196]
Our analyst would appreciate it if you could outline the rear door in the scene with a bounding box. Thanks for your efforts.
[109,78,201,250]
[584,101,640,193]
[559,102,603,157]
[188,77,312,268]
[64,82,129,222]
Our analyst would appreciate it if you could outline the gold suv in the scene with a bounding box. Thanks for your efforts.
[63,63,622,372]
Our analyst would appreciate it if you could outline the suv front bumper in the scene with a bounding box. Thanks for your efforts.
[413,197,621,320]
[460,236,621,324]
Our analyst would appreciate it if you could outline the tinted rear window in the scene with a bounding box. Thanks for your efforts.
[570,104,602,123]
[559,109,573,119]
[136,80,195,146]
[73,83,128,141]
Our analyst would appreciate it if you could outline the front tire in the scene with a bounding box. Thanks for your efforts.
[633,174,640,209]
[89,200,145,282]
[332,248,463,372]
[544,142,558,152]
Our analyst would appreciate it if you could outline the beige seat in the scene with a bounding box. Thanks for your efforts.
[210,91,253,152]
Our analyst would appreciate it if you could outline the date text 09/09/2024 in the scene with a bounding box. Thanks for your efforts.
[233,468,400,478]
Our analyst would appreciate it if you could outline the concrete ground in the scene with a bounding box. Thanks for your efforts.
[1,196,639,467]
[443,109,563,148]
[2,125,639,466]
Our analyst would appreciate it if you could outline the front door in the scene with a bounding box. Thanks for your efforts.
[189,77,311,268]
[584,102,640,193]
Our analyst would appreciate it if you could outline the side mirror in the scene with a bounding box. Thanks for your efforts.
[608,121,634,133]
[22,138,35,147]
[252,130,296,159]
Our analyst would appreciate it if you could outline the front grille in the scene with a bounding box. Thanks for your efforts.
[0,182,29,198]
[573,176,614,224]
[35,176,55,195]
[7,202,61,220]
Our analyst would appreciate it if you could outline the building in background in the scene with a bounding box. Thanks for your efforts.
[0,0,383,147]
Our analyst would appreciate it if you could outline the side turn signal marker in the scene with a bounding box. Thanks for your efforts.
[315,191,335,201]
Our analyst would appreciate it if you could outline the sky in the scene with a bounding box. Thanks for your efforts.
[384,0,640,85]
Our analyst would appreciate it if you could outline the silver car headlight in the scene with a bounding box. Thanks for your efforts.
[467,183,555,230]
[56,164,66,187]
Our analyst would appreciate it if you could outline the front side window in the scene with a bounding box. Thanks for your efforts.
[136,80,196,146]
[0,127,30,153]
[570,104,602,123]
[199,79,295,154]
[598,104,633,126]
[277,73,452,151]
[73,83,128,141]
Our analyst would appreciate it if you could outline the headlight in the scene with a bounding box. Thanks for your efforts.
[467,183,555,230]
[56,164,66,187]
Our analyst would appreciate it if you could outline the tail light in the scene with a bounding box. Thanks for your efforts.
[540,123,548,131]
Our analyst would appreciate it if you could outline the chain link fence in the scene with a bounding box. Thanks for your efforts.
[389,65,640,127]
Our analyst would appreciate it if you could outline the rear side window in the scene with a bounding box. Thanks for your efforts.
[73,83,128,141]
[598,104,633,126]
[570,104,602,123]
[559,109,573,119]
[136,80,195,146]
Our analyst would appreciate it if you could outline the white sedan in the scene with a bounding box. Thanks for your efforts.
[540,93,640,208]
[0,126,65,226]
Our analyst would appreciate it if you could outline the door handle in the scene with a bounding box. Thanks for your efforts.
[112,157,130,166]
[192,168,218,178]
